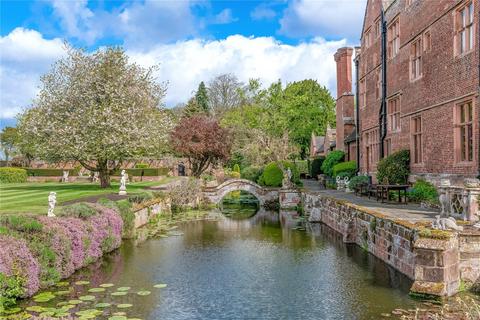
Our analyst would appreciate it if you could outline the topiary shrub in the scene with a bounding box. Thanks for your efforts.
[348,175,369,190]
[409,179,439,204]
[376,149,410,184]
[134,163,149,169]
[59,203,97,219]
[310,157,325,178]
[241,166,263,183]
[233,164,241,174]
[332,161,357,178]
[321,151,345,177]
[0,167,27,183]
[258,162,301,187]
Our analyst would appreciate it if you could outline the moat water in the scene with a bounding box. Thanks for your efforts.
[18,205,428,320]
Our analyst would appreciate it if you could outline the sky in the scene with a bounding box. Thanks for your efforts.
[0,0,367,127]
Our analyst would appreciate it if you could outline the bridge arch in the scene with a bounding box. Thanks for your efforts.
[202,179,278,205]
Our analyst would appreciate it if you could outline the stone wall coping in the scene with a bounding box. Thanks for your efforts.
[414,237,457,251]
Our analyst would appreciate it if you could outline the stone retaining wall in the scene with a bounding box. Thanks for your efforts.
[303,191,480,296]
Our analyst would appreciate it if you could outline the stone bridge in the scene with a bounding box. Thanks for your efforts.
[202,179,279,205]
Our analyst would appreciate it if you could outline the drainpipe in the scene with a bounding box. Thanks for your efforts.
[477,8,480,179]
[355,54,360,174]
[379,9,388,159]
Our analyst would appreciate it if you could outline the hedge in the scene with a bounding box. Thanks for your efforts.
[25,168,80,177]
[348,175,369,190]
[332,161,357,178]
[310,157,325,178]
[294,160,309,175]
[112,168,169,177]
[0,167,27,183]
[376,150,410,184]
[258,162,301,187]
[241,166,263,183]
[321,150,345,177]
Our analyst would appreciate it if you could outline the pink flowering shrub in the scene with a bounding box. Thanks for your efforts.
[0,203,123,306]
[0,235,40,297]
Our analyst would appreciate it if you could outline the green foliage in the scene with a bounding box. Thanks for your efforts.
[310,157,325,177]
[321,151,345,177]
[241,166,263,183]
[0,215,43,232]
[409,179,439,203]
[294,160,308,175]
[112,168,169,176]
[0,167,27,183]
[376,150,410,184]
[0,126,19,162]
[233,164,241,174]
[332,161,357,178]
[134,163,149,169]
[115,200,135,238]
[200,173,215,182]
[348,175,369,190]
[127,191,154,204]
[59,203,97,219]
[258,162,300,187]
[195,81,209,113]
[24,168,79,177]
[0,273,25,311]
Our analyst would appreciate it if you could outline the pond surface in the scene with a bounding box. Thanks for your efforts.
[19,210,423,320]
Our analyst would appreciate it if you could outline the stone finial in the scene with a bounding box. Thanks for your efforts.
[440,179,451,187]
[47,192,57,217]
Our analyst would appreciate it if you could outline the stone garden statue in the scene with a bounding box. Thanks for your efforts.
[47,192,57,217]
[119,170,127,195]
[62,170,69,183]
[92,171,99,183]
[431,215,463,231]
[282,168,293,189]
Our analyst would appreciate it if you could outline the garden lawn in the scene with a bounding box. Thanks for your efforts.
[0,178,174,214]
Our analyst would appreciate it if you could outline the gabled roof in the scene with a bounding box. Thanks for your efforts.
[344,130,358,144]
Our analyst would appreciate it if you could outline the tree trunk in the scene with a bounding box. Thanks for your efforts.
[98,163,111,188]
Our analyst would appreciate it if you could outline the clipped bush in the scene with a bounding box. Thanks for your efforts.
[241,166,263,183]
[233,164,241,174]
[134,163,149,169]
[348,175,369,190]
[332,161,357,178]
[376,149,410,184]
[409,179,439,204]
[59,203,97,219]
[295,160,309,175]
[127,191,154,204]
[25,168,79,177]
[310,157,325,178]
[321,151,345,177]
[0,167,27,183]
[258,162,301,187]
[112,168,169,177]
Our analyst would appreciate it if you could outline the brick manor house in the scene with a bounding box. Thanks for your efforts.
[330,0,479,185]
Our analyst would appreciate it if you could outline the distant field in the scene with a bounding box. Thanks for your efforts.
[0,178,174,214]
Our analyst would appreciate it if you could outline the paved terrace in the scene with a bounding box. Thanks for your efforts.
[302,179,439,222]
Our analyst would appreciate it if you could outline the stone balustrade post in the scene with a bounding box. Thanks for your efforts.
[463,179,480,222]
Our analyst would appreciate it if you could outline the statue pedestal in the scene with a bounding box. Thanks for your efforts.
[119,186,127,196]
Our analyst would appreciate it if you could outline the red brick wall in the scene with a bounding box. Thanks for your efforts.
[356,0,480,183]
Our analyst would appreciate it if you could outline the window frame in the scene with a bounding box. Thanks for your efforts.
[455,1,475,56]
[387,18,400,59]
[411,116,423,164]
[387,96,401,133]
[455,99,475,163]
[410,36,423,81]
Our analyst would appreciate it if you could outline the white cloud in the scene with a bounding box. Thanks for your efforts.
[0,28,65,118]
[279,0,367,42]
[250,4,277,21]
[128,35,346,107]
[212,9,238,24]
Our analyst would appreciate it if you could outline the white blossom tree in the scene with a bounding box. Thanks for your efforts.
[17,45,173,188]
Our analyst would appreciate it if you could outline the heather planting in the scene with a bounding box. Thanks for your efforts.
[0,204,123,309]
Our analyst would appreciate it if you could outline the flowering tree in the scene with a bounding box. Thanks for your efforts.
[17,46,173,187]
[170,115,231,177]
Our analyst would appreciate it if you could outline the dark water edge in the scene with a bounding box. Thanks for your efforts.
[15,210,428,320]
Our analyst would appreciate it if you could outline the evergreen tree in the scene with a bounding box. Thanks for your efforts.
[195,81,209,113]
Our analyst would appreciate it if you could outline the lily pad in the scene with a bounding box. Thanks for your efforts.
[108,316,127,320]
[75,280,90,285]
[137,290,151,296]
[111,291,128,296]
[55,281,69,287]
[76,309,103,318]
[99,283,114,288]
[117,304,133,309]
[88,287,106,293]
[68,299,83,305]
[79,295,96,301]
[153,284,167,289]
[117,287,130,291]
[2,307,21,314]
[39,311,55,317]
[55,290,72,296]
[33,292,56,303]
[25,306,45,313]
[113,312,127,316]
[95,302,111,308]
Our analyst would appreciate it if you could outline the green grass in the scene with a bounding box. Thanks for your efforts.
[0,177,175,214]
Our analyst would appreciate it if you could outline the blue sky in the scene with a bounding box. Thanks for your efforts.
[0,0,367,127]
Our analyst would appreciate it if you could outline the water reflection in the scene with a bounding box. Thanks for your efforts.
[23,211,419,320]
